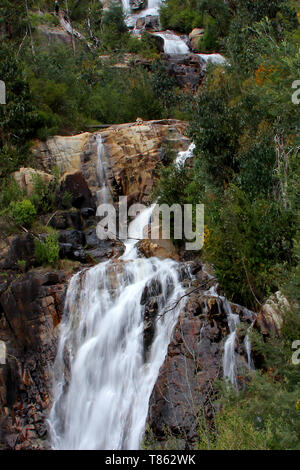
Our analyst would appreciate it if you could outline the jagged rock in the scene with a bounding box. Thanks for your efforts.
[13,167,54,195]
[136,15,161,32]
[162,53,206,90]
[129,0,146,10]
[32,133,91,176]
[147,278,257,446]
[0,270,69,449]
[137,238,179,260]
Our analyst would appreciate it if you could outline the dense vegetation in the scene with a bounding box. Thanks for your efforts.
[154,0,300,449]
[0,0,299,450]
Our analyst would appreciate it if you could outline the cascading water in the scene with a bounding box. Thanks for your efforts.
[222,300,240,387]
[175,142,195,167]
[122,0,163,30]
[49,205,189,449]
[153,31,190,54]
[204,286,254,387]
[96,134,111,204]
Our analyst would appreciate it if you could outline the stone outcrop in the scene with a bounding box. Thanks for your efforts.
[13,168,54,195]
[146,264,257,447]
[137,238,179,261]
[33,120,190,205]
[33,133,91,176]
[0,270,69,449]
[163,54,206,90]
[257,291,288,336]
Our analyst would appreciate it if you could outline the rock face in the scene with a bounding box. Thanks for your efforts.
[0,270,68,449]
[36,24,73,47]
[163,54,206,90]
[33,133,91,176]
[34,120,190,204]
[13,168,54,195]
[146,265,257,447]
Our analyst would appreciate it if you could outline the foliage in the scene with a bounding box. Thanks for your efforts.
[160,0,203,33]
[34,233,60,265]
[8,198,37,228]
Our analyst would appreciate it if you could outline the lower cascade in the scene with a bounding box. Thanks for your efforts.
[49,209,189,450]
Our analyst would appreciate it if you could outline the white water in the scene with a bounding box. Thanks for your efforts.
[122,0,162,30]
[153,30,190,54]
[96,133,111,204]
[49,205,188,449]
[175,142,195,167]
[198,53,227,65]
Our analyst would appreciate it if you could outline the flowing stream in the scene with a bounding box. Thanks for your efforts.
[49,161,189,448]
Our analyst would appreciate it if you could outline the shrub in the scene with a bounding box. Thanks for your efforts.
[8,199,37,228]
[34,233,60,266]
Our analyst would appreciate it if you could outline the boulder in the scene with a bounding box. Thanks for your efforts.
[163,53,206,90]
[137,238,179,260]
[188,28,204,50]
[61,171,94,209]
[32,133,91,176]
[13,168,54,195]
[36,24,72,47]
[136,15,161,32]
[257,291,288,336]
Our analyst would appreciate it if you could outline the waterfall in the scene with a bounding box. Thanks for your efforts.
[197,53,227,65]
[153,31,190,54]
[96,134,111,204]
[175,142,195,167]
[49,206,189,450]
[222,300,240,387]
[122,0,163,29]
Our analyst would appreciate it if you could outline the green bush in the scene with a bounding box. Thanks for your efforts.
[8,199,37,228]
[34,233,60,266]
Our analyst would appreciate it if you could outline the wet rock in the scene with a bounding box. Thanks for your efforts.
[147,280,256,446]
[162,53,206,90]
[136,16,161,32]
[33,121,189,205]
[85,239,125,263]
[129,0,146,10]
